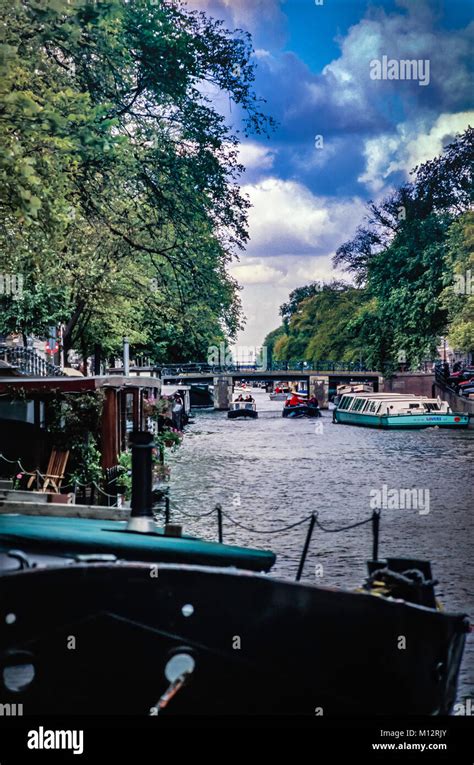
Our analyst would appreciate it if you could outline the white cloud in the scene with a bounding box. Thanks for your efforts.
[241,178,366,257]
[238,141,276,170]
[231,259,283,285]
[230,179,364,346]
[358,111,474,192]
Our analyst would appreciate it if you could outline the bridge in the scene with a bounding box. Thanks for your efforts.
[118,361,384,409]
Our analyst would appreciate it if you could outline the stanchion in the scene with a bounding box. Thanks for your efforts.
[372,510,380,562]
[296,513,316,581]
[216,503,223,542]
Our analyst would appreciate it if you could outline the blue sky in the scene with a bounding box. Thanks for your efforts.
[190,0,474,347]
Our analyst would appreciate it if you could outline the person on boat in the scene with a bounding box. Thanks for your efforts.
[245,394,253,402]
[308,396,319,407]
[287,393,302,407]
[275,386,281,393]
[236,394,244,401]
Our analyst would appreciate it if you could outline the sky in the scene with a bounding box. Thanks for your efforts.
[189,0,474,350]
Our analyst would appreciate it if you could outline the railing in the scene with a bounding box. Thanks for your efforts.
[157,360,379,376]
[0,346,65,377]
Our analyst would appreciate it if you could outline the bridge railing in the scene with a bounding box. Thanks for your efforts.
[157,360,379,376]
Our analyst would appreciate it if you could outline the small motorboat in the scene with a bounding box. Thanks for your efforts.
[269,391,288,400]
[228,399,258,419]
[282,393,321,418]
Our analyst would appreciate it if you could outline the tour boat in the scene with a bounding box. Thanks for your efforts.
[228,399,258,419]
[333,393,469,429]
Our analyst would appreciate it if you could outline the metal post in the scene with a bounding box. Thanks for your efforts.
[123,337,130,377]
[372,510,380,562]
[127,431,155,533]
[216,503,223,543]
[165,494,170,525]
[296,513,316,581]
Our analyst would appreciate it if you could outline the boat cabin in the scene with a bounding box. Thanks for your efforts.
[336,393,451,416]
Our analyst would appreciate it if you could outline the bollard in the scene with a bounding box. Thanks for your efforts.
[127,431,155,533]
[165,494,170,525]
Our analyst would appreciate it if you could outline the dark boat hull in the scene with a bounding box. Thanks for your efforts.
[228,409,258,419]
[283,405,321,418]
[0,563,467,716]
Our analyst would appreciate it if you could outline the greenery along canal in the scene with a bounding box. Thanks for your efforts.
[167,389,474,707]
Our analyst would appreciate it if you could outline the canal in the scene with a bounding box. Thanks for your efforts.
[167,387,474,706]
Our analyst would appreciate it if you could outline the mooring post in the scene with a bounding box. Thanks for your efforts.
[296,513,316,581]
[372,510,380,562]
[165,494,170,525]
[127,430,155,533]
[216,503,223,543]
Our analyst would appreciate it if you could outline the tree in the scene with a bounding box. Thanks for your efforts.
[263,282,367,364]
[0,0,273,361]
[441,212,474,356]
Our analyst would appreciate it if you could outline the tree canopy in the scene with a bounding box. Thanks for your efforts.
[0,0,273,362]
[264,128,474,371]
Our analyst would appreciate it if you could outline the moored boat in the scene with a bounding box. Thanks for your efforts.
[333,393,470,429]
[0,432,468,716]
[0,556,467,715]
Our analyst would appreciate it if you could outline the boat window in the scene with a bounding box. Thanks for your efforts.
[339,396,351,409]
[352,398,367,412]
[408,403,420,409]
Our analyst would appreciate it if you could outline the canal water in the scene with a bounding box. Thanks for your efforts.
[167,387,474,706]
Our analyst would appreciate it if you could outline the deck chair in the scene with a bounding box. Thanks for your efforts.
[27,449,69,493]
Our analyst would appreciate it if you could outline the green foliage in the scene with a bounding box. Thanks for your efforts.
[441,212,474,354]
[0,0,271,360]
[264,282,367,364]
[44,391,105,483]
[264,128,473,371]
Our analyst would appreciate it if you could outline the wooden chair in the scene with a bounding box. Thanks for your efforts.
[27,449,69,493]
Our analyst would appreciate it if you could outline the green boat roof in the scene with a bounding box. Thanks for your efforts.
[0,515,275,572]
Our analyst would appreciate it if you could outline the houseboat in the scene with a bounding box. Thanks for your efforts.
[333,393,470,429]
[0,433,468,715]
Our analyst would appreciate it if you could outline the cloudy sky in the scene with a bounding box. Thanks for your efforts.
[190,0,474,349]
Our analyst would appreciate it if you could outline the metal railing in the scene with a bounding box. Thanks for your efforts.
[0,346,65,377]
[156,360,378,376]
